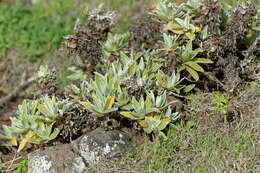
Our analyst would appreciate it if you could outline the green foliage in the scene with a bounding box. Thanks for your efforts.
[251,9,260,39]
[1,0,259,150]
[108,51,139,80]
[0,0,74,61]
[212,92,229,115]
[129,93,179,137]
[100,33,128,59]
[0,96,71,152]
[150,0,200,21]
[199,25,209,41]
[66,66,87,81]
[80,73,119,117]
[109,51,163,90]
[152,1,213,81]
[166,14,200,39]
[122,121,259,172]
[138,114,170,138]
[120,95,158,120]
[14,158,28,173]
[134,52,162,89]
[160,33,179,52]
[156,70,195,94]
[176,40,213,81]
[151,0,200,39]
[120,92,177,120]
[77,48,178,122]
[135,61,157,89]
[115,86,130,108]
[150,0,177,22]
[37,95,71,122]
[65,81,89,101]
[35,65,56,84]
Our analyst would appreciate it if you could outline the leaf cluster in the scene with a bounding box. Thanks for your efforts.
[0,96,71,152]
[14,158,28,173]
[35,65,57,85]
[151,0,200,39]
[100,33,129,60]
[212,92,229,115]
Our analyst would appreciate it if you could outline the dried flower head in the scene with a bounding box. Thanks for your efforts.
[195,0,222,35]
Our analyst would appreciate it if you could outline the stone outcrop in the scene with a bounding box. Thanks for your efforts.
[28,128,132,173]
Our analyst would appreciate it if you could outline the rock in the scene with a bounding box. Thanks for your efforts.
[28,144,81,173]
[73,128,132,163]
[28,128,132,173]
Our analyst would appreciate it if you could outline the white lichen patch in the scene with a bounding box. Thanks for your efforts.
[70,129,131,168]
[28,154,53,173]
[103,143,112,155]
[89,10,116,24]
[119,133,123,138]
[71,157,86,173]
[78,135,99,163]
[26,130,131,172]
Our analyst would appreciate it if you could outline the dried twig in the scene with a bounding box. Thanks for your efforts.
[240,37,260,74]
[242,37,260,59]
[202,71,227,90]
[0,149,40,172]
[0,77,35,107]
[6,148,17,172]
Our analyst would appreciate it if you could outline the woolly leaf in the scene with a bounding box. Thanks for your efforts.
[120,112,138,120]
[185,62,204,72]
[194,58,213,64]
[184,84,195,93]
[157,119,171,131]
[185,65,199,81]
[138,120,148,127]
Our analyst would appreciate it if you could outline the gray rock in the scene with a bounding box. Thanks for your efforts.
[73,128,132,163]
[28,143,80,173]
[28,128,132,173]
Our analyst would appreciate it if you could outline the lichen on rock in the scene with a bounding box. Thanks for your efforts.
[27,129,132,173]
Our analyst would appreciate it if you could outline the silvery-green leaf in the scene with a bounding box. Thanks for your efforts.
[120,112,139,120]
[185,62,204,72]
[165,106,172,118]
[157,119,171,131]
[184,84,195,93]
[143,127,153,134]
[139,58,145,71]
[200,25,208,40]
[184,15,190,28]
[128,62,136,76]
[71,84,80,94]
